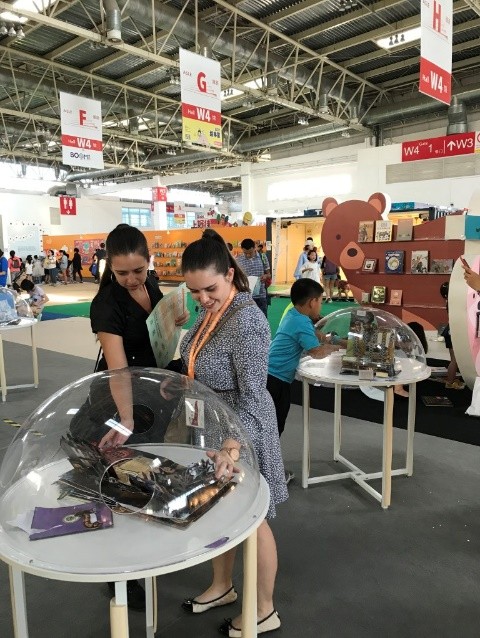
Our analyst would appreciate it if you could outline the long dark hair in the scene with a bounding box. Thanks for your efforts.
[99,224,149,289]
[182,229,249,292]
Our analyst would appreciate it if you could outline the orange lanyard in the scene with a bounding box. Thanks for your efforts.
[187,287,236,379]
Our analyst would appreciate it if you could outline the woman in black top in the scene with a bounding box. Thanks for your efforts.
[90,224,188,447]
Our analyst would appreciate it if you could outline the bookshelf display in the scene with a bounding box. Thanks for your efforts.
[144,226,266,282]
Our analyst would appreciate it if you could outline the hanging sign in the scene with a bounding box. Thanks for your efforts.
[180,49,222,149]
[152,186,168,202]
[60,92,104,169]
[59,196,77,215]
[419,0,453,105]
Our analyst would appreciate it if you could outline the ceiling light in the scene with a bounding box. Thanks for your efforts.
[0,23,7,35]
[8,25,16,37]
[338,0,346,12]
[376,27,421,50]
[297,115,309,126]
[16,25,25,39]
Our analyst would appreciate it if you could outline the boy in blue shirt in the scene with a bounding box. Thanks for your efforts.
[267,279,340,440]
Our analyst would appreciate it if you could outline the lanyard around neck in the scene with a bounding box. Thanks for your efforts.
[187,287,236,379]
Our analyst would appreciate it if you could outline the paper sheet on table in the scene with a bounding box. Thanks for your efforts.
[146,284,186,369]
[247,276,260,296]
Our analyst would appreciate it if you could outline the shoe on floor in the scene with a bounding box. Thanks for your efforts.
[107,579,145,611]
[219,609,281,637]
[285,469,295,486]
[445,379,465,390]
[182,586,237,613]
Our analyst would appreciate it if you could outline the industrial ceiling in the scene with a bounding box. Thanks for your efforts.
[0,0,478,193]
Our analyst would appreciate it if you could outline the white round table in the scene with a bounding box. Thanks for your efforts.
[0,444,269,638]
[296,352,431,508]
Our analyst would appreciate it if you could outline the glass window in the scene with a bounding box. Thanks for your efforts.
[122,207,152,227]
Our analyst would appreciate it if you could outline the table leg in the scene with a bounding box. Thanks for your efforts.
[302,379,310,488]
[381,387,394,509]
[333,384,342,460]
[241,529,257,638]
[0,334,6,402]
[9,565,29,638]
[406,382,416,476]
[144,577,156,638]
[31,324,39,388]
[110,581,129,638]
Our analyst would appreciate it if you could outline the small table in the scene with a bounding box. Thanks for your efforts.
[0,318,39,402]
[0,444,269,638]
[296,353,431,508]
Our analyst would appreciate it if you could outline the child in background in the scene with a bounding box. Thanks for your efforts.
[24,255,33,281]
[20,279,49,317]
[267,279,341,483]
[336,277,350,300]
[300,249,321,283]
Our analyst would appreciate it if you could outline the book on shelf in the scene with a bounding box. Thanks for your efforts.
[385,250,404,274]
[374,220,392,242]
[396,218,414,241]
[389,289,402,305]
[362,258,377,272]
[29,502,113,540]
[371,285,386,303]
[411,250,429,274]
[361,291,370,303]
[421,396,453,407]
[429,258,453,274]
[358,221,375,243]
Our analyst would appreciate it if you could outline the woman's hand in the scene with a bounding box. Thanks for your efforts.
[206,449,240,481]
[175,310,190,326]
[462,264,480,291]
[98,418,134,449]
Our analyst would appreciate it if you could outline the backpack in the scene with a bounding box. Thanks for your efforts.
[11,257,20,269]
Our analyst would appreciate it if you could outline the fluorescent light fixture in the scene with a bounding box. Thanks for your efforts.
[376,27,421,50]
[221,87,243,100]
[0,11,27,23]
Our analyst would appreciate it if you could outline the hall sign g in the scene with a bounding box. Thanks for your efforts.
[197,72,207,93]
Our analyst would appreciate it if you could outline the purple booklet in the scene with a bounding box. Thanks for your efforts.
[29,502,113,540]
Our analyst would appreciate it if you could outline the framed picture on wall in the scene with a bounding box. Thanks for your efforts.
[362,258,377,272]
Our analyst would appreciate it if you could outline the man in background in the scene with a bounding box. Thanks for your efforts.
[236,238,271,316]
[94,242,106,284]
[0,249,8,287]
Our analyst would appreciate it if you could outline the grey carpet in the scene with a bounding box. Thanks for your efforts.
[1,344,480,637]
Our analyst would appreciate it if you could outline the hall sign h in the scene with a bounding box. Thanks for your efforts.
[401,131,480,162]
[419,0,452,105]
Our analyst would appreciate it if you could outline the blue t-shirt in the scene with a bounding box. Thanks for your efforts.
[268,307,319,383]
[0,255,7,287]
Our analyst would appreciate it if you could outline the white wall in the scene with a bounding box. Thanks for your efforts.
[0,192,122,252]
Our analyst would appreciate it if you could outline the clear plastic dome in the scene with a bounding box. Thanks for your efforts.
[0,368,263,575]
[14,293,34,319]
[0,287,19,324]
[315,307,427,378]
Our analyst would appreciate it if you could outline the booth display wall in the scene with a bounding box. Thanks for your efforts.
[43,226,266,282]
[272,219,323,284]
[321,194,465,330]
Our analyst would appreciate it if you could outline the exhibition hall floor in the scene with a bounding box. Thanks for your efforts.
[1,292,479,638]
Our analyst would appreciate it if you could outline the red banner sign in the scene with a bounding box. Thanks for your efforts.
[152,186,167,202]
[402,132,476,162]
[59,196,77,215]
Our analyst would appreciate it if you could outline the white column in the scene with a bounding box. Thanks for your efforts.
[151,176,167,230]
[241,162,253,216]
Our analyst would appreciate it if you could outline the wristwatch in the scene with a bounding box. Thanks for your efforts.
[221,447,240,461]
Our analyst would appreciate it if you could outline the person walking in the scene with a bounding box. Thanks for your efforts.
[71,247,83,283]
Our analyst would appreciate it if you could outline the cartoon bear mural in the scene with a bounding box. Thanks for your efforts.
[321,193,465,330]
